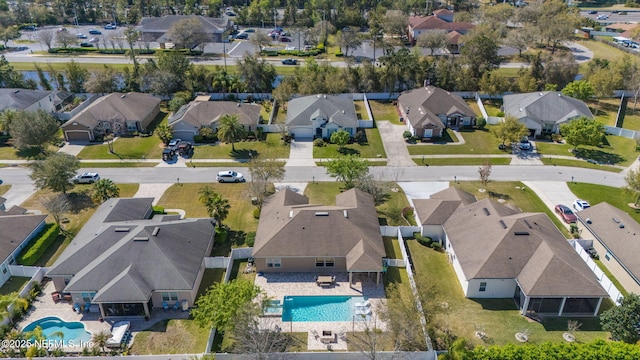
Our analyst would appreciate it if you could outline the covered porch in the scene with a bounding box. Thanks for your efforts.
[97,300,152,319]
[514,285,604,317]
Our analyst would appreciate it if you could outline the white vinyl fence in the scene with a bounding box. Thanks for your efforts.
[1,267,48,326]
[605,126,638,140]
[570,241,624,304]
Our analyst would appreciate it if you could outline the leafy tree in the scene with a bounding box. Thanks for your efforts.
[248,156,285,211]
[589,67,623,99]
[601,293,640,343]
[559,117,604,150]
[217,114,246,151]
[155,124,174,145]
[40,194,71,226]
[169,94,189,112]
[0,55,29,89]
[330,129,351,151]
[65,60,88,93]
[30,153,80,194]
[624,167,640,207]
[538,0,579,54]
[229,301,293,354]
[250,31,273,51]
[55,31,77,49]
[491,116,529,146]
[198,186,230,228]
[192,279,261,332]
[337,27,362,57]
[562,80,594,102]
[155,51,192,93]
[505,27,534,57]
[326,155,369,189]
[382,10,408,40]
[416,30,447,56]
[459,32,500,81]
[165,17,208,49]
[237,54,277,93]
[7,110,59,150]
[84,65,118,94]
[0,109,18,133]
[91,178,120,204]
[0,25,20,47]
[34,64,52,91]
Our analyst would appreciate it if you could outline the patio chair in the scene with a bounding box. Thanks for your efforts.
[162,302,169,311]
[173,301,180,311]
[355,299,371,308]
[51,292,61,303]
[84,302,91,313]
[73,303,81,314]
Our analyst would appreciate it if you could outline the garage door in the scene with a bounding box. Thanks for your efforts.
[291,127,314,140]
[65,131,91,142]
[172,131,196,143]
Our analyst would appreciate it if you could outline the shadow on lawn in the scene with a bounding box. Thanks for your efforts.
[574,148,624,165]
[229,148,257,160]
[541,317,604,332]
[470,298,519,311]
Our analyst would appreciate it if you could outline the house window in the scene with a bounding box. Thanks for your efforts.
[2,266,7,274]
[81,292,96,303]
[267,258,281,268]
[162,292,178,302]
[315,258,335,267]
[423,129,433,138]
[479,282,487,292]
[604,252,611,261]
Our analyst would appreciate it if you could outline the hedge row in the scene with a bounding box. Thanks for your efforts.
[48,47,98,53]
[262,49,323,57]
[193,135,218,143]
[17,223,60,266]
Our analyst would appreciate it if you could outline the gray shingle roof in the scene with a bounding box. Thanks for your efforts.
[61,93,161,130]
[286,95,358,128]
[168,101,261,128]
[398,86,475,130]
[578,202,640,285]
[252,188,385,272]
[503,92,593,125]
[0,214,47,262]
[0,89,56,112]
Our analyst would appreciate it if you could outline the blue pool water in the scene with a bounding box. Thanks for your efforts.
[22,317,92,346]
[282,296,367,322]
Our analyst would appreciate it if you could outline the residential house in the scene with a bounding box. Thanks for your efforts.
[0,199,47,287]
[502,92,594,138]
[168,100,262,142]
[398,86,476,140]
[252,188,386,284]
[408,10,474,53]
[414,188,608,317]
[0,88,73,114]
[413,187,477,243]
[139,15,232,47]
[286,94,359,139]
[578,203,640,295]
[46,198,216,318]
[61,92,161,142]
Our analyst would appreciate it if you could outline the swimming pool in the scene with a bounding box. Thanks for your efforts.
[22,317,92,346]
[282,295,368,322]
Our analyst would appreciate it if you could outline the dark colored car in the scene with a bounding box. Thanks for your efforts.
[243,28,255,33]
[280,37,292,42]
[88,29,102,35]
[79,42,94,47]
[587,247,599,259]
[225,11,236,16]
[235,32,248,39]
[588,10,597,14]
[282,58,297,65]
[555,204,577,223]
[77,33,87,39]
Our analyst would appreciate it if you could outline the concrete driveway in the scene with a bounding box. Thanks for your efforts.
[286,139,314,167]
[523,181,579,228]
[377,121,415,167]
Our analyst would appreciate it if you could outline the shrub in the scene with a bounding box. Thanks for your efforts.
[245,231,256,247]
[335,51,344,57]
[313,138,325,147]
[415,233,433,247]
[403,131,412,139]
[98,49,127,55]
[253,208,261,219]
[152,205,165,214]
[496,111,505,117]
[17,223,60,266]
[431,242,442,251]
[215,227,228,245]
[476,117,486,129]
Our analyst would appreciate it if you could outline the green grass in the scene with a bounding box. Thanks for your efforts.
[354,101,367,120]
[271,102,287,124]
[0,144,60,160]
[192,133,290,160]
[369,100,400,124]
[196,269,225,300]
[0,277,30,296]
[229,260,256,282]
[77,136,164,160]
[408,241,610,346]
[568,182,640,224]
[413,157,511,166]
[78,162,159,167]
[482,99,503,117]
[594,259,629,298]
[0,184,10,196]
[129,319,209,355]
[313,128,386,158]
[408,127,505,155]
[156,183,258,232]
[383,237,402,259]
[578,39,638,63]
[541,158,622,173]
[536,135,637,166]
[454,181,571,237]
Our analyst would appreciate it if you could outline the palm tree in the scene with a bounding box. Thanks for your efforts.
[0,109,18,134]
[212,69,231,96]
[198,186,230,228]
[217,114,246,151]
[92,330,110,355]
[91,178,120,204]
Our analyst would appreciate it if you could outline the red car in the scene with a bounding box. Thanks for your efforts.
[555,204,577,223]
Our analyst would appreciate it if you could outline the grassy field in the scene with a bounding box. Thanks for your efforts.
[568,182,640,224]
[303,182,412,226]
[541,158,622,173]
[409,241,610,347]
[369,100,400,124]
[578,39,637,63]
[536,135,637,166]
[313,128,386,158]
[156,183,258,232]
[414,157,511,166]
[0,184,10,196]
[192,133,290,160]
[0,144,60,160]
[129,319,209,355]
[0,277,30,296]
[408,127,505,155]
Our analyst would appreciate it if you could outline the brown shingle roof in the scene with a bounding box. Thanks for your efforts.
[62,93,161,130]
[398,86,476,130]
[168,101,262,128]
[0,214,47,261]
[408,15,474,32]
[252,189,385,272]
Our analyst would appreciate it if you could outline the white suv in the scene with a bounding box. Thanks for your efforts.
[73,172,100,184]
[216,170,245,183]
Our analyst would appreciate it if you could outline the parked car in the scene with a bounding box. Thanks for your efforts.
[588,10,597,14]
[217,170,245,183]
[168,138,182,149]
[73,172,100,184]
[162,148,175,161]
[518,138,532,151]
[280,37,292,42]
[77,33,87,39]
[243,28,255,33]
[104,24,117,29]
[0,179,3,185]
[24,25,38,31]
[235,32,248,39]
[555,204,577,223]
[177,141,193,157]
[79,42,94,47]
[225,11,236,16]
[282,58,297,65]
[88,29,102,35]
[573,199,591,211]
[57,27,68,32]
[587,247,599,259]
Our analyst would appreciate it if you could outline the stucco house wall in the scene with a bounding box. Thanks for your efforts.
[255,256,348,273]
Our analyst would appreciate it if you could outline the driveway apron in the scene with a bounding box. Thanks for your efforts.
[377,121,415,167]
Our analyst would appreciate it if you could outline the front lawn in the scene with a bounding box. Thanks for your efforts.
[129,319,209,355]
[414,157,511,166]
[192,133,290,160]
[541,158,622,173]
[313,128,386,158]
[156,183,258,232]
[77,136,164,160]
[369,100,401,124]
[536,135,637,167]
[78,162,159,167]
[0,144,60,160]
[568,182,640,224]
[408,127,505,155]
[408,241,610,347]
[0,184,10,196]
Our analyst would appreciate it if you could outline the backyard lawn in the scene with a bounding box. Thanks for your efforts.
[408,127,505,155]
[408,241,610,347]
[568,182,640,224]
[369,100,400,124]
[0,277,30,296]
[156,183,258,232]
[536,135,637,167]
[383,237,402,259]
[129,319,209,355]
[313,128,386,158]
[191,133,290,160]
[354,101,368,120]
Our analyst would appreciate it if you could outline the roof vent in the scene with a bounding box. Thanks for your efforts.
[619,223,625,229]
[289,210,293,218]
[524,219,532,229]
[133,236,149,241]
[514,231,529,236]
[315,212,329,216]
[613,217,620,224]
[483,208,490,216]
[237,103,241,107]
[499,220,507,229]
[586,218,592,224]
[152,227,160,236]
[13,90,19,93]
[121,94,126,98]
[343,210,348,218]
[323,95,326,98]
[342,110,345,114]
[114,227,130,232]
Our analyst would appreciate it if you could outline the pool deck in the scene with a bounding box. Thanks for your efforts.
[255,272,387,351]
